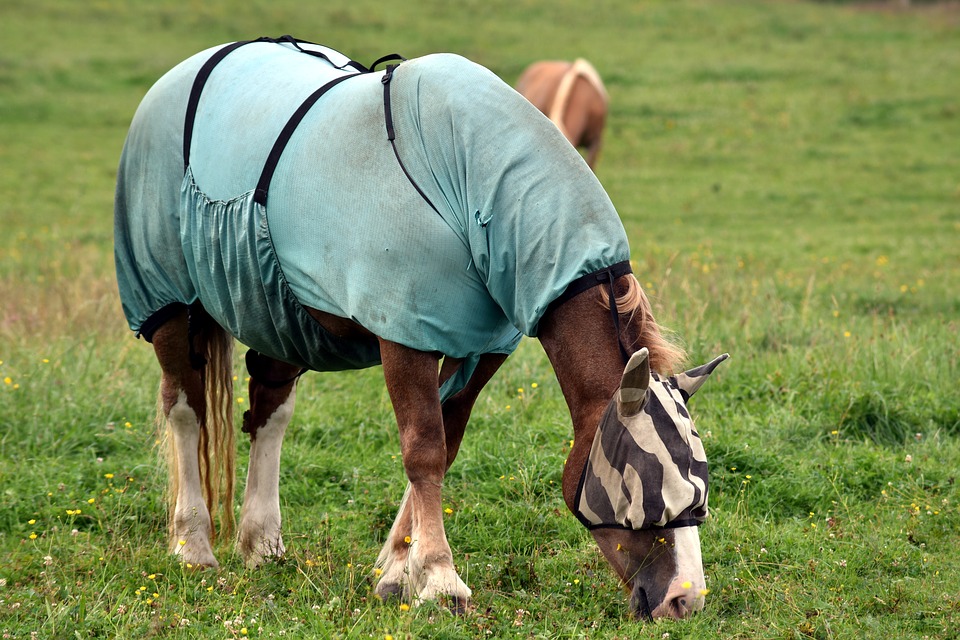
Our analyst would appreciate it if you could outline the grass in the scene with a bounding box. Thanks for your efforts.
[1,0,959,637]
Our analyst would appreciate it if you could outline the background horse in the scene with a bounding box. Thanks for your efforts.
[115,37,718,620]
[515,58,609,170]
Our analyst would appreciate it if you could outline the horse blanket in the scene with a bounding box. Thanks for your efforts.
[114,38,630,400]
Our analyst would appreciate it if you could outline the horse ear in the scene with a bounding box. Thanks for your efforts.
[618,347,651,417]
[675,353,729,400]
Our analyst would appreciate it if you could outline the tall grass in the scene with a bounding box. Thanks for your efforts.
[1,0,959,637]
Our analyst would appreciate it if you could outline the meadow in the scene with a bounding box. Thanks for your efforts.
[1,0,958,637]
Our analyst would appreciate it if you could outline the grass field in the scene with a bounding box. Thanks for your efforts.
[1,0,959,637]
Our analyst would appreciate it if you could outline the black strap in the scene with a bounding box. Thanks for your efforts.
[545,260,634,363]
[245,349,307,389]
[546,260,633,316]
[182,36,373,175]
[183,38,269,172]
[186,302,209,370]
[381,64,441,215]
[253,72,360,205]
[605,267,631,364]
[181,38,432,221]
[272,35,371,72]
[369,53,406,70]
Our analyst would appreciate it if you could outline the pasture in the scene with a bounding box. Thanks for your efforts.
[1,0,958,637]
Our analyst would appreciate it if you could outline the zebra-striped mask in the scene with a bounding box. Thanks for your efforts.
[575,348,728,530]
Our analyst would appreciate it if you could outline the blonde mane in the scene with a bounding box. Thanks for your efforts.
[598,273,685,374]
[548,58,608,140]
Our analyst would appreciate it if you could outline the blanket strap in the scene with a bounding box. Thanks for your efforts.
[183,38,270,172]
[245,349,307,389]
[544,260,633,364]
[183,36,387,180]
[381,64,442,216]
[253,72,361,205]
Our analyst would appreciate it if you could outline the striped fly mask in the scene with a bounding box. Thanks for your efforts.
[575,348,728,531]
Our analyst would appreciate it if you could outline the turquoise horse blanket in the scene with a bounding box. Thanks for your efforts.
[115,38,630,399]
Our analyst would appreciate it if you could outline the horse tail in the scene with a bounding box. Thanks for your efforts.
[159,308,236,543]
[601,274,686,375]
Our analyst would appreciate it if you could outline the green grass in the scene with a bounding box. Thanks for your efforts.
[2,0,959,637]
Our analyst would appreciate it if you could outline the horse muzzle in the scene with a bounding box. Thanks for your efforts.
[630,575,705,621]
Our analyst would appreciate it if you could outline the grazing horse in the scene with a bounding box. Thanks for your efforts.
[114,36,725,620]
[515,58,609,170]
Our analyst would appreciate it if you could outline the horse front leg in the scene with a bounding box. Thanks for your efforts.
[236,351,302,568]
[375,341,472,609]
[375,349,507,609]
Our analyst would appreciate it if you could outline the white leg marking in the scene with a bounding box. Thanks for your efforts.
[237,390,295,568]
[375,483,413,599]
[408,489,471,607]
[168,392,217,568]
[374,482,471,606]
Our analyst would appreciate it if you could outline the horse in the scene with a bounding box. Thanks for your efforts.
[114,36,726,620]
[515,58,609,170]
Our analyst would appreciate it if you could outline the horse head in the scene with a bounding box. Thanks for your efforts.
[575,348,728,619]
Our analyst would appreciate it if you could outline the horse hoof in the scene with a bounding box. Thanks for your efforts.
[445,595,469,616]
[376,581,404,602]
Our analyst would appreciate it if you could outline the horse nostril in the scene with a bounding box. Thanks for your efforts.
[668,593,698,619]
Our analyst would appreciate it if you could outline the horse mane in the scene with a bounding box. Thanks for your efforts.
[598,274,685,374]
[547,58,608,138]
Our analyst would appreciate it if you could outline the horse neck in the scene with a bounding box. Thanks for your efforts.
[538,289,625,511]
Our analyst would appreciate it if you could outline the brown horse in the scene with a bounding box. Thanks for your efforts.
[515,59,609,170]
[115,37,722,620]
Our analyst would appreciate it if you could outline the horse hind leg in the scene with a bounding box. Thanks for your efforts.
[151,305,234,568]
[236,351,302,568]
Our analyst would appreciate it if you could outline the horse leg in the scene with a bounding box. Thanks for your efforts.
[439,354,508,468]
[375,350,506,608]
[152,308,219,567]
[236,351,303,568]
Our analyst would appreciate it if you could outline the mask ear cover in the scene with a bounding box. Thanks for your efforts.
[673,353,730,401]
[617,347,651,417]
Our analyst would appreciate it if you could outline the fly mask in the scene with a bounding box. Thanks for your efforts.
[575,348,728,530]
